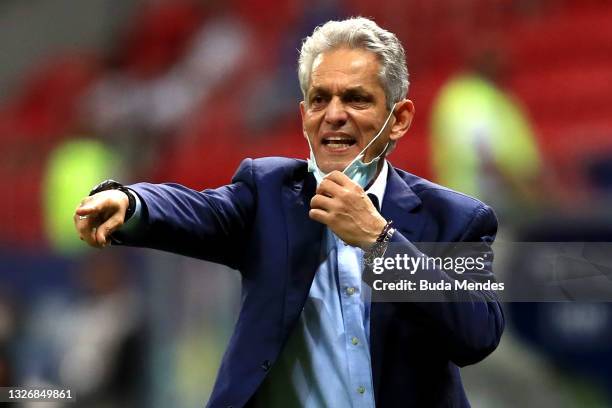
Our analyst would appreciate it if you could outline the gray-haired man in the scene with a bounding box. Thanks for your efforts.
[75,17,503,407]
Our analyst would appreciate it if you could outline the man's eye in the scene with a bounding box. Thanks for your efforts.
[310,95,327,108]
[347,94,369,105]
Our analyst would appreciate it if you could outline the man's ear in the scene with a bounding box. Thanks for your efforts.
[300,101,308,139]
[389,99,415,142]
[300,101,306,122]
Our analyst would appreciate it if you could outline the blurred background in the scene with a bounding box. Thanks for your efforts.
[0,0,611,406]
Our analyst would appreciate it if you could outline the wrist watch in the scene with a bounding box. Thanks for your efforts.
[89,179,136,221]
[363,221,396,267]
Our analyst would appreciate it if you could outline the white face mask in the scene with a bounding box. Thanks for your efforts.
[306,103,396,188]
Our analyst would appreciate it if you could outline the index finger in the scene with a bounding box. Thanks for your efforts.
[322,170,353,187]
[75,195,103,216]
[75,205,98,216]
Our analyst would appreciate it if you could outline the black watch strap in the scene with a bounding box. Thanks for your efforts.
[89,179,136,221]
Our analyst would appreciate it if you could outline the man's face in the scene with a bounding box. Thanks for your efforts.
[301,47,393,174]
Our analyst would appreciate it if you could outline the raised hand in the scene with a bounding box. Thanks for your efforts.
[73,189,129,248]
[309,171,386,249]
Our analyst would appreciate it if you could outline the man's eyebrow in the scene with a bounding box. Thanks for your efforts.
[308,86,331,96]
[343,86,372,96]
[308,86,372,96]
[344,86,369,93]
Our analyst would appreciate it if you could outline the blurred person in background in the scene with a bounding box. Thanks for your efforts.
[73,17,503,407]
[81,0,250,179]
[430,36,550,222]
[18,251,145,408]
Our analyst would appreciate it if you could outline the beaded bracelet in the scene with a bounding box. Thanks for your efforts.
[376,220,394,243]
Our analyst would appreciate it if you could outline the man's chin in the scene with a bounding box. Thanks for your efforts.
[318,162,350,174]
[315,149,362,174]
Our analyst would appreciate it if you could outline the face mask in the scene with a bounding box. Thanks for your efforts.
[306,103,396,188]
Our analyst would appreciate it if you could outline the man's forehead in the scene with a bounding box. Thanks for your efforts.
[309,48,382,91]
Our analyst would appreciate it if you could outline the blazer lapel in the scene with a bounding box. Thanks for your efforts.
[281,166,325,337]
[371,164,424,399]
[380,165,423,241]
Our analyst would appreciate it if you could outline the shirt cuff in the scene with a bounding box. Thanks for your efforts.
[121,188,142,232]
[111,188,143,244]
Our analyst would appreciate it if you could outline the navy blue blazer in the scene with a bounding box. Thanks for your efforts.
[118,157,504,408]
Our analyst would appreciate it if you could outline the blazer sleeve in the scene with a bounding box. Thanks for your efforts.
[112,158,256,270]
[371,204,505,367]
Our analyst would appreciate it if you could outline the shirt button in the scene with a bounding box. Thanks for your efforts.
[346,287,356,296]
[261,360,271,371]
[357,386,366,394]
[351,336,359,346]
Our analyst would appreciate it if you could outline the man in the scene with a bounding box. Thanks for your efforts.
[75,17,504,407]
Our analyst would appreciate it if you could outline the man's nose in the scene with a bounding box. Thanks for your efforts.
[324,97,348,127]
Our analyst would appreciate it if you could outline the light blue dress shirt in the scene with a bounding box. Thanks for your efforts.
[255,161,389,408]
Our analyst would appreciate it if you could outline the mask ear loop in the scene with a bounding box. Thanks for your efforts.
[342,102,397,172]
[305,130,319,165]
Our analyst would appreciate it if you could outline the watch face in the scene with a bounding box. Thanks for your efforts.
[90,179,121,196]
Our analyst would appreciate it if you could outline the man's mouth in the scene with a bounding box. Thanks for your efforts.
[322,136,356,151]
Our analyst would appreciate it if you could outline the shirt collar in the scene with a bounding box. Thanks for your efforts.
[365,159,388,208]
